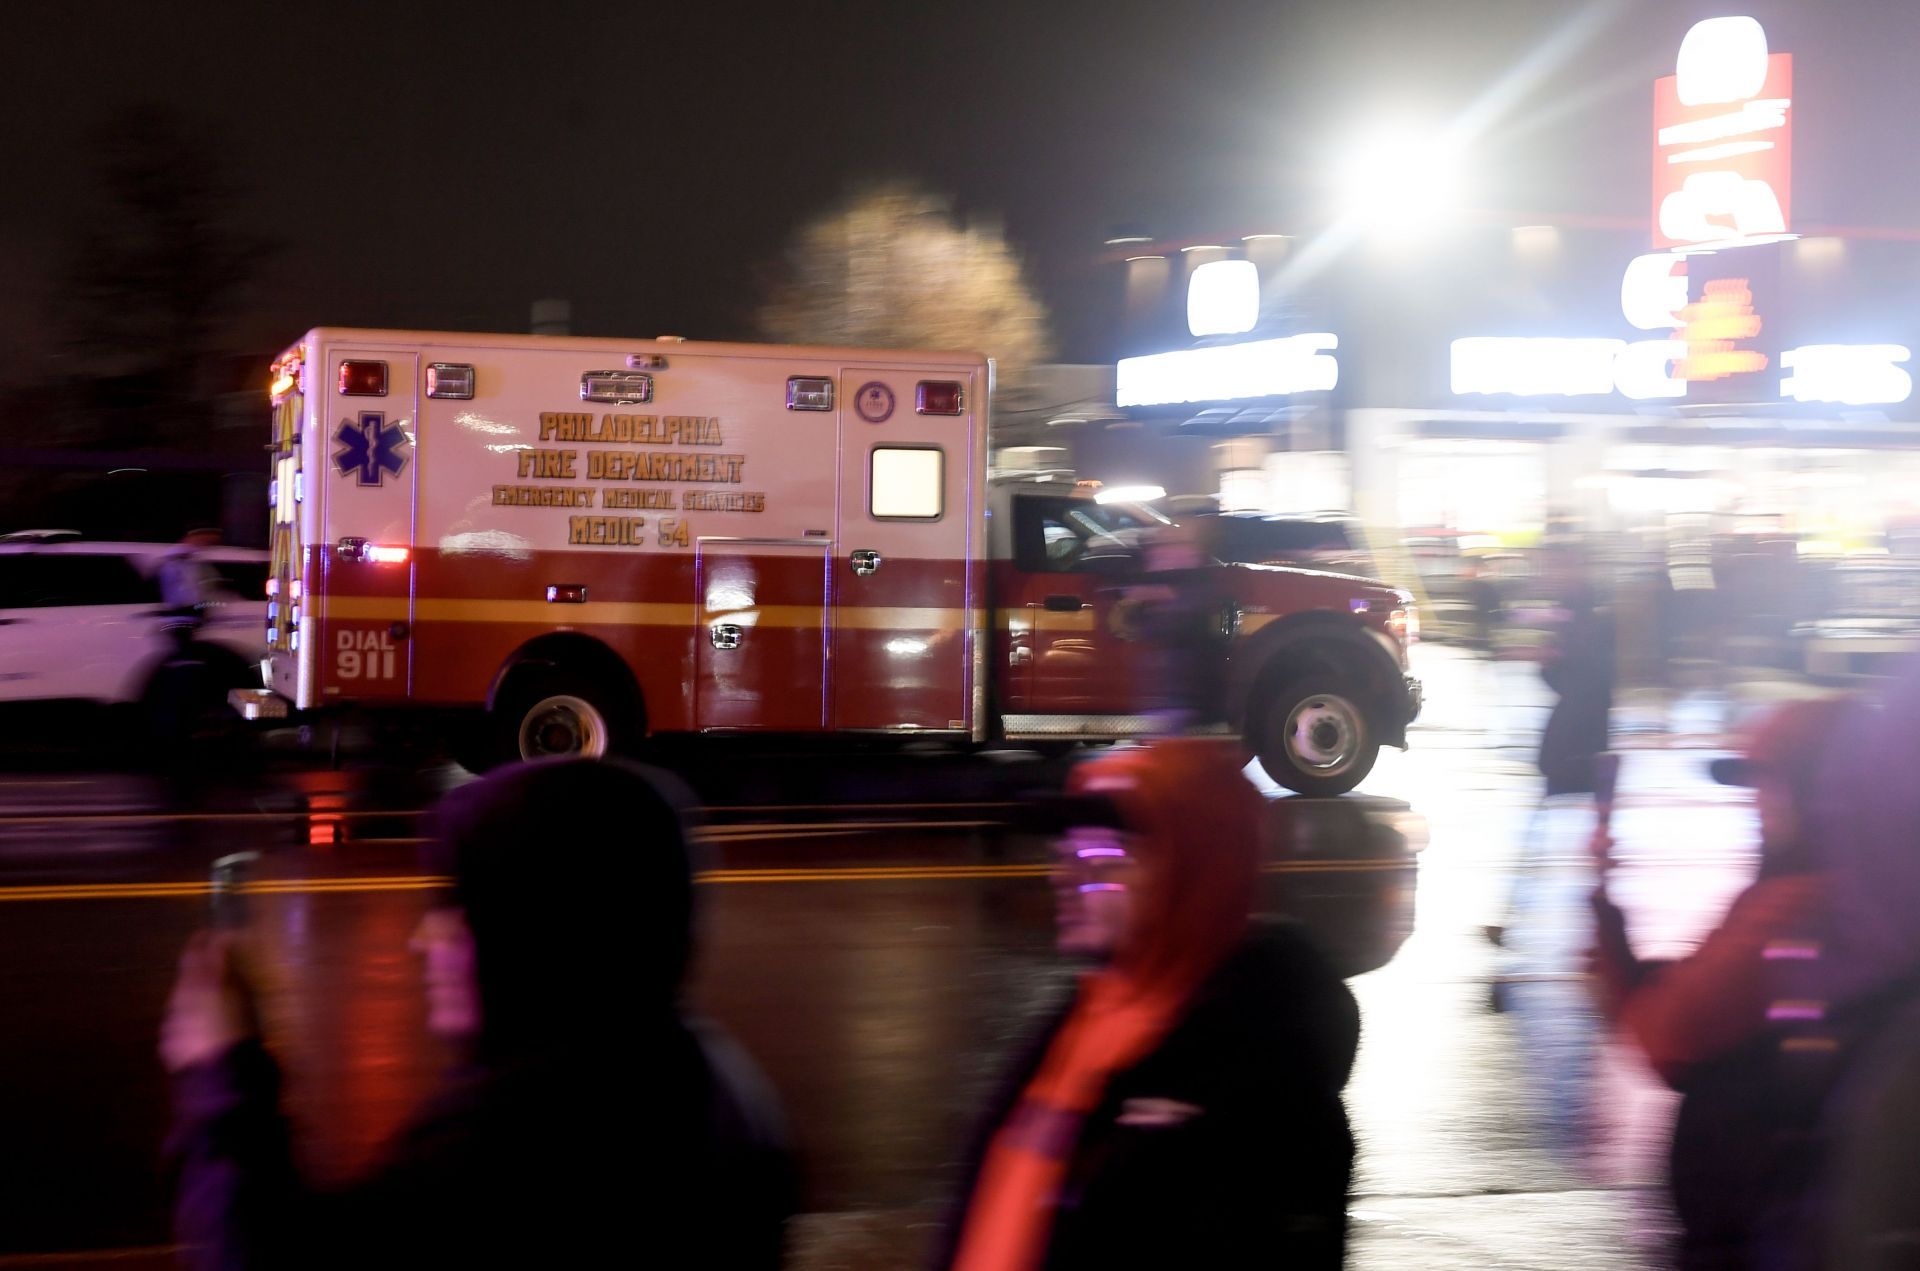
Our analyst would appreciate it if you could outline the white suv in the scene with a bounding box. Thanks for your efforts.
[0,536,267,717]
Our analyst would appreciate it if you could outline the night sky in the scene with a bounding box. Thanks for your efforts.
[1,0,1915,378]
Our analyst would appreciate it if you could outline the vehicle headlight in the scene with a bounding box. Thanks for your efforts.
[1388,605,1419,645]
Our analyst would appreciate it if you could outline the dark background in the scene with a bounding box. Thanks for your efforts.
[3,0,1916,374]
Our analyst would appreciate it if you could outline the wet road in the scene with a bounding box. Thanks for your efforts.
[0,646,1779,1268]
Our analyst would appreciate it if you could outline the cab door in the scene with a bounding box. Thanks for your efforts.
[315,350,418,704]
[832,368,975,732]
[1002,492,1155,715]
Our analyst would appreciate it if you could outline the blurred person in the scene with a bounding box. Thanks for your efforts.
[1805,659,1920,1268]
[161,758,795,1269]
[1538,567,1615,797]
[1463,559,1503,655]
[1589,697,1855,1270]
[158,528,224,619]
[938,738,1358,1270]
[1122,520,1230,732]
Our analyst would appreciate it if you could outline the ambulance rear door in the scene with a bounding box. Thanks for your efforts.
[832,367,979,734]
[315,347,418,703]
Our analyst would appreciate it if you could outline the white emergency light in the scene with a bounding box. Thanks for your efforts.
[426,363,475,399]
[581,371,653,404]
[787,377,835,411]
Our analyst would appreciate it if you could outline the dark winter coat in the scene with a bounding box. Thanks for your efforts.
[937,920,1360,1270]
[168,759,796,1270]
[168,1019,794,1270]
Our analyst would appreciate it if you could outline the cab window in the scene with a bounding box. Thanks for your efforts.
[1012,496,1169,573]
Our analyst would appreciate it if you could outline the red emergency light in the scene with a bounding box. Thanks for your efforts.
[338,360,389,396]
[916,381,964,415]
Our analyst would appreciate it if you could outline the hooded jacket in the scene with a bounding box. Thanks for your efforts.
[941,740,1359,1270]
[168,759,794,1269]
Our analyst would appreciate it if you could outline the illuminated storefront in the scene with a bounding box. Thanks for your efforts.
[1062,14,1920,558]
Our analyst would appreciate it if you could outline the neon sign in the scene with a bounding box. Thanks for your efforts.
[1450,338,1685,401]
[1674,278,1766,381]
[1186,260,1260,337]
[1115,334,1338,407]
[1780,346,1914,406]
[1653,17,1792,249]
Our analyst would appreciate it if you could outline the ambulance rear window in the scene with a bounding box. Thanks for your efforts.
[870,447,943,520]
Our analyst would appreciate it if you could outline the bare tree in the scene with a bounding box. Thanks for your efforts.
[760,184,1052,379]
[62,106,268,424]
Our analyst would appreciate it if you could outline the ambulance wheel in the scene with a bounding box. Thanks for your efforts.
[498,671,633,765]
[1255,677,1377,797]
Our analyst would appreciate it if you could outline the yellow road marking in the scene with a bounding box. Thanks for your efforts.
[0,858,1410,902]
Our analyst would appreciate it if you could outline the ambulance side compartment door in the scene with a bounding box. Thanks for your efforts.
[832,369,975,732]
[316,349,419,702]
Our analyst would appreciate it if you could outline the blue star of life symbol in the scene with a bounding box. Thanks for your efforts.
[334,412,410,486]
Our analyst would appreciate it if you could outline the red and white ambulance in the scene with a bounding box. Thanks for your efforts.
[241,329,1419,794]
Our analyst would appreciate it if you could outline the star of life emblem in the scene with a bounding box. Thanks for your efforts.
[334,412,411,486]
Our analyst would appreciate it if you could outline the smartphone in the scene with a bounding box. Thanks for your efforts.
[1592,752,1622,830]
[209,851,260,931]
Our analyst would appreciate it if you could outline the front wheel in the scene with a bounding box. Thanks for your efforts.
[1256,679,1378,797]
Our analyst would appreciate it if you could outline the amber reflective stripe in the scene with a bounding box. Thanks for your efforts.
[322,596,985,630]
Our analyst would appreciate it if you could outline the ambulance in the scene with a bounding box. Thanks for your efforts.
[239,329,1420,794]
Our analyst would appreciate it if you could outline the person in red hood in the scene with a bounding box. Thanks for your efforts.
[939,738,1359,1270]
[1589,696,1852,1269]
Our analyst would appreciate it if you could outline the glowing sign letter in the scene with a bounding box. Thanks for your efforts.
[1621,253,1689,330]
[1450,338,1624,397]
[1780,345,1913,406]
[1659,171,1786,245]
[1614,340,1688,400]
[1676,17,1770,106]
[1186,259,1261,337]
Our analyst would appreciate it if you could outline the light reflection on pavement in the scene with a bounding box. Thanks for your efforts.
[1332,646,1765,1269]
[0,642,1791,1270]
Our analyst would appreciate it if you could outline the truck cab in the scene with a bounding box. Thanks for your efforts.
[989,478,1421,794]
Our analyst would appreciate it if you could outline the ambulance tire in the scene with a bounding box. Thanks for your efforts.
[1255,676,1378,798]
[496,669,635,766]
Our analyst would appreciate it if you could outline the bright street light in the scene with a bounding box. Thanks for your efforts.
[1334,121,1466,239]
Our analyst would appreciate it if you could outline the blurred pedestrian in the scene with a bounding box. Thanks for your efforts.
[1805,658,1920,1268]
[1463,559,1503,655]
[158,528,224,621]
[938,738,1358,1270]
[1589,697,1853,1269]
[1122,520,1230,732]
[161,758,795,1269]
[1538,572,1615,797]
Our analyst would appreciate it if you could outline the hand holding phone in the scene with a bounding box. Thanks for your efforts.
[210,851,260,931]
[159,931,258,1072]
